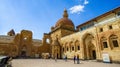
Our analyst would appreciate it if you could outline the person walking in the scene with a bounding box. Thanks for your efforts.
[65,55,67,62]
[74,55,76,64]
[55,57,57,62]
[77,55,80,64]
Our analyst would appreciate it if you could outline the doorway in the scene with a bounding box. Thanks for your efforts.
[21,51,26,57]
[83,33,97,60]
[21,46,27,58]
[57,53,59,59]
[92,50,96,59]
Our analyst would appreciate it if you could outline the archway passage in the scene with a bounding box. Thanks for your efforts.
[21,51,26,57]
[20,46,27,58]
[88,43,96,59]
[92,50,96,59]
[83,34,96,60]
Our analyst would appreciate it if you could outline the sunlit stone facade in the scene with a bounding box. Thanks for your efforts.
[0,30,50,58]
[42,7,120,63]
[0,7,120,63]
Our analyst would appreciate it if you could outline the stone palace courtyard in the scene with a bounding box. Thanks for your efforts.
[12,59,120,67]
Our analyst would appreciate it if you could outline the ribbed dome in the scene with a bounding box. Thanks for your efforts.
[55,9,74,27]
[55,18,74,27]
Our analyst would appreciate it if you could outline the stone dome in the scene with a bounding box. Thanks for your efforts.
[55,9,74,28]
[55,18,74,27]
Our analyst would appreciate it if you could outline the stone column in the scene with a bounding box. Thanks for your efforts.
[81,39,85,60]
[86,45,89,59]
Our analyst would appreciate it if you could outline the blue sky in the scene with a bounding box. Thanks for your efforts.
[0,0,120,39]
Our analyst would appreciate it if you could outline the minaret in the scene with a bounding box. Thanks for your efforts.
[63,8,68,18]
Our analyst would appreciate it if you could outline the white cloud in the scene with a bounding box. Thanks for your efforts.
[69,0,89,14]
[84,0,89,5]
[69,5,84,14]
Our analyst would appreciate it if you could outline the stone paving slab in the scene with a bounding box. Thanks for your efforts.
[12,59,120,67]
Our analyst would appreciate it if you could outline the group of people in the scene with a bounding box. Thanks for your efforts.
[74,55,80,64]
[54,55,80,64]
[63,55,80,64]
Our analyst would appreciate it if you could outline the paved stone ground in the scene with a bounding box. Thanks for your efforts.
[12,59,120,67]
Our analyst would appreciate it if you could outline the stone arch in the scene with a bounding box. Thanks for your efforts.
[21,45,27,57]
[69,41,73,52]
[81,32,95,40]
[108,34,118,38]
[64,42,67,52]
[46,38,50,44]
[66,42,69,52]
[82,33,96,60]
[71,41,75,52]
[45,37,51,44]
[75,40,80,51]
[61,43,66,58]
[65,42,68,52]
[62,44,65,53]
[43,33,51,45]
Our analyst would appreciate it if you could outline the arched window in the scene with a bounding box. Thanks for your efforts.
[65,43,69,52]
[71,42,74,51]
[72,46,74,51]
[78,46,80,50]
[63,47,64,52]
[110,35,119,48]
[101,37,108,50]
[64,43,67,52]
[69,42,72,52]
[67,47,69,51]
[117,11,120,16]
[75,41,80,51]
[46,38,50,44]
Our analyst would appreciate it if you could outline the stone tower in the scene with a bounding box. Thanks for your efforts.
[19,30,33,57]
[49,9,75,58]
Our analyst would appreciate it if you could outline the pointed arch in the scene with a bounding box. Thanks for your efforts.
[69,41,73,52]
[75,40,80,51]
[81,33,94,40]
[82,33,96,59]
[65,42,69,52]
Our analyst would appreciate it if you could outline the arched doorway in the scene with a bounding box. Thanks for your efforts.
[21,51,26,57]
[21,46,27,57]
[83,34,96,60]
[54,47,60,59]
[88,43,96,59]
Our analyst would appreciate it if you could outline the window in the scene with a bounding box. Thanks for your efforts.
[101,37,107,50]
[80,28,83,31]
[72,46,74,51]
[110,35,119,48]
[46,38,50,44]
[78,46,80,50]
[67,47,68,51]
[100,28,103,32]
[117,11,120,16]
[112,40,119,47]
[109,25,112,29]
[63,48,64,52]
[75,41,80,51]
[103,42,108,48]
[24,37,27,40]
